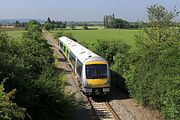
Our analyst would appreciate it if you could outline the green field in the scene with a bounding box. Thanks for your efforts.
[4,28,140,49]
[6,30,25,40]
[50,28,141,49]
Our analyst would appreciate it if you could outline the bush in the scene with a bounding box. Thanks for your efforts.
[15,66,78,120]
[83,23,88,30]
[44,23,54,30]
[53,31,64,39]
[53,32,77,41]
[0,83,26,120]
[125,5,180,119]
[0,20,78,120]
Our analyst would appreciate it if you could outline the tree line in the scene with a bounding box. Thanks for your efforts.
[44,17,66,30]
[103,14,147,29]
[0,20,78,120]
[103,13,180,29]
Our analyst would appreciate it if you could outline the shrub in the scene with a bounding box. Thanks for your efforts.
[125,5,180,119]
[0,83,26,120]
[0,20,78,120]
[53,32,77,41]
[15,66,78,120]
[53,31,64,39]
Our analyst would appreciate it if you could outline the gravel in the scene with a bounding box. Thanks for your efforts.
[109,85,164,120]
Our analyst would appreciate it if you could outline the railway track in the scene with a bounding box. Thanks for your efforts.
[87,96,121,120]
[44,31,121,120]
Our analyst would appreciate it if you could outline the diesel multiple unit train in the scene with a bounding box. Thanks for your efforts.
[58,36,110,95]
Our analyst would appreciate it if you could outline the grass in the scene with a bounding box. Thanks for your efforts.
[6,30,25,40]
[4,28,140,50]
[50,27,141,49]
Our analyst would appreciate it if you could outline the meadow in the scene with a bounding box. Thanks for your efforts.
[4,27,140,50]
[50,27,141,49]
[6,30,25,40]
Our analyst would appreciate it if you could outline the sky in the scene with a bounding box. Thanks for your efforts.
[0,0,180,22]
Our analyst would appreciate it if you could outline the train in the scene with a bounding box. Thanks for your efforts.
[58,36,110,95]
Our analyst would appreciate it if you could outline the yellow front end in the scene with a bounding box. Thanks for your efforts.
[87,78,109,88]
[84,60,110,95]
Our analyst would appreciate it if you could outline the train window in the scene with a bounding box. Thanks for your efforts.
[60,42,63,49]
[86,64,107,79]
[77,59,82,77]
[63,46,65,52]
[67,50,69,58]
[69,52,76,67]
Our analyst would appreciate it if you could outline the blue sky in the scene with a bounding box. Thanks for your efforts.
[0,0,180,21]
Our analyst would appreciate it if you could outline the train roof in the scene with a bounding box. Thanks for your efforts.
[59,36,106,63]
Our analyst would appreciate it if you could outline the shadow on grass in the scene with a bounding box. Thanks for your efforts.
[55,67,72,74]
[57,57,67,62]
[73,28,98,30]
[108,70,130,101]
[85,70,130,102]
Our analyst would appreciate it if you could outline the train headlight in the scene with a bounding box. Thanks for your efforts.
[104,80,110,84]
[103,88,110,92]
[87,83,89,86]
[85,83,91,88]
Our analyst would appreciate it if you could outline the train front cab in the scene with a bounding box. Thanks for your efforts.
[82,61,110,95]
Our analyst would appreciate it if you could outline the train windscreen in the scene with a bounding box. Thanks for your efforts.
[86,64,107,79]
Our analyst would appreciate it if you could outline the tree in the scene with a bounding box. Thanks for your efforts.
[15,21,21,27]
[0,31,26,120]
[44,23,53,30]
[0,83,26,120]
[47,17,51,23]
[103,14,130,28]
[126,5,180,120]
[53,31,64,39]
[83,23,88,30]
[44,17,66,30]
[70,23,75,30]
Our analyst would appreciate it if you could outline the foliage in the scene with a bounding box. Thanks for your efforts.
[126,5,180,119]
[44,17,66,30]
[15,66,77,120]
[53,31,77,41]
[44,23,54,30]
[104,14,141,29]
[14,21,21,27]
[53,31,64,39]
[0,32,26,120]
[103,14,149,29]
[0,83,26,120]
[83,23,89,30]
[0,20,78,120]
[70,23,75,30]
[90,39,131,64]
[14,21,27,27]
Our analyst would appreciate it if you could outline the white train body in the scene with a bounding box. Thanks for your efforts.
[58,36,110,95]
